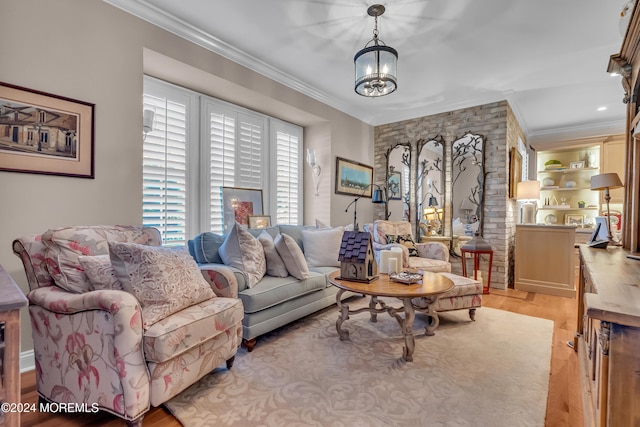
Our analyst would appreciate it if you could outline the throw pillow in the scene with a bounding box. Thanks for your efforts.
[258,231,289,277]
[192,232,225,264]
[301,227,343,267]
[78,254,123,291]
[218,223,267,288]
[315,219,354,232]
[109,242,215,329]
[386,233,419,257]
[274,233,310,280]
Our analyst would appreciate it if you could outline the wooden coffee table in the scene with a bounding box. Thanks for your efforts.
[328,270,454,362]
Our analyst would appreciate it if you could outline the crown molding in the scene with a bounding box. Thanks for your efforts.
[528,119,626,148]
[102,0,363,121]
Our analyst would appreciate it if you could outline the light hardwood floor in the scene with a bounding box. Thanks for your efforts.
[18,288,582,427]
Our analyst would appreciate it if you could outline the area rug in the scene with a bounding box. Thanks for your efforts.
[165,299,553,427]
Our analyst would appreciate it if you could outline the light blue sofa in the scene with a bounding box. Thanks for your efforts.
[188,225,347,351]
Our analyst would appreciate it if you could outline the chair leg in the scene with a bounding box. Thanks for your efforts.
[243,338,257,352]
[226,356,235,369]
[469,308,476,321]
[126,416,144,427]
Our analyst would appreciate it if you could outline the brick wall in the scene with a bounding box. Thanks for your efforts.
[374,101,520,289]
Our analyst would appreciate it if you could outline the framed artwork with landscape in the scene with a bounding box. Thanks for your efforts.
[222,187,264,231]
[335,156,374,198]
[0,81,95,178]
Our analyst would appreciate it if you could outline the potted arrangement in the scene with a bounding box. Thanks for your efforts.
[577,200,586,208]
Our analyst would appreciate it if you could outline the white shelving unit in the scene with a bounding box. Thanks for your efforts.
[535,146,601,226]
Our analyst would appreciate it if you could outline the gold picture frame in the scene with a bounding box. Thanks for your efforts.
[0,81,95,178]
[509,147,522,199]
[335,156,374,198]
[248,215,271,229]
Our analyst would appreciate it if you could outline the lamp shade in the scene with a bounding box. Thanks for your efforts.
[460,198,475,211]
[516,180,541,201]
[372,188,384,203]
[591,173,623,190]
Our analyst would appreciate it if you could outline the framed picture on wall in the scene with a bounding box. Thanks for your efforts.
[335,157,373,197]
[248,215,271,229]
[509,147,522,199]
[221,187,264,231]
[0,81,95,178]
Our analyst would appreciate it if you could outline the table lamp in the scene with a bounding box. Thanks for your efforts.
[590,173,623,244]
[516,180,541,224]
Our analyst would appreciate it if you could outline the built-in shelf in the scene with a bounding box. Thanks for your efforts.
[538,167,599,174]
[541,187,590,191]
[539,207,598,211]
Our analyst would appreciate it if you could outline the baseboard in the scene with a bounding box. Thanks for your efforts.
[20,350,35,373]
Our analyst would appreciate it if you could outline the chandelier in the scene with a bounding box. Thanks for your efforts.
[354,4,398,97]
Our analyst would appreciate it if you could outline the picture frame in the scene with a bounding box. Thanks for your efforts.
[387,171,402,200]
[248,215,271,229]
[335,156,374,198]
[569,161,585,169]
[565,214,585,227]
[0,81,95,178]
[508,147,522,199]
[221,187,264,231]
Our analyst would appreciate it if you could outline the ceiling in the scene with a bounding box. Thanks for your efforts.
[105,0,631,145]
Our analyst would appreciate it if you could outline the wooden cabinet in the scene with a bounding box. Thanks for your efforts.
[575,246,640,427]
[514,224,575,297]
[0,265,28,427]
[602,136,625,204]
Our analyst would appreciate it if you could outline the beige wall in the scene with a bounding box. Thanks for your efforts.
[0,0,374,362]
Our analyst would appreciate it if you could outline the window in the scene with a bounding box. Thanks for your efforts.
[143,76,303,244]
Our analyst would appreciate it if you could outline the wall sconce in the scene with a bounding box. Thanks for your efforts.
[143,108,155,141]
[516,180,541,224]
[306,148,321,196]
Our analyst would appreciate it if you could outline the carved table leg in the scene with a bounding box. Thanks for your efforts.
[335,289,350,341]
[369,296,378,323]
[401,298,416,362]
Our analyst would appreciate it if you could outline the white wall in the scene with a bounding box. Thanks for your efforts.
[0,0,374,361]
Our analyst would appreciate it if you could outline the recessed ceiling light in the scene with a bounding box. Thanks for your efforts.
[610,72,620,77]
[597,106,607,111]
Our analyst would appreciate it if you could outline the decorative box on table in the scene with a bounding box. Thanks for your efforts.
[337,231,378,282]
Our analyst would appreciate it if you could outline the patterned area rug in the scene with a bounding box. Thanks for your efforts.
[165,298,552,427]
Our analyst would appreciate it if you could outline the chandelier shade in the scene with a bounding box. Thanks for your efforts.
[354,4,398,97]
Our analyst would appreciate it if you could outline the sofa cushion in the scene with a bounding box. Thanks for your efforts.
[109,242,215,329]
[78,254,122,291]
[301,227,343,267]
[239,272,327,313]
[277,225,315,251]
[41,225,161,293]
[438,273,483,297]
[274,233,310,280]
[407,257,451,273]
[143,296,243,363]
[258,231,289,277]
[218,223,266,288]
[191,232,225,264]
[247,226,279,239]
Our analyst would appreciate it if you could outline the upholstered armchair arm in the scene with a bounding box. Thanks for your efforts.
[416,242,450,263]
[27,286,149,421]
[199,264,239,299]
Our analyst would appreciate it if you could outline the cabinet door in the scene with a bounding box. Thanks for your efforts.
[602,139,625,204]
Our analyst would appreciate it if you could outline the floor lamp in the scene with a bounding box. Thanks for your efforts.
[591,173,623,245]
[516,180,541,224]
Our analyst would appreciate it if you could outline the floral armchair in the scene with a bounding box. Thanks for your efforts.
[364,220,451,273]
[13,225,244,426]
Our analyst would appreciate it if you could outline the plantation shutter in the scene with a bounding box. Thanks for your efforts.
[142,92,189,245]
[237,113,264,189]
[272,119,302,225]
[207,103,236,234]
